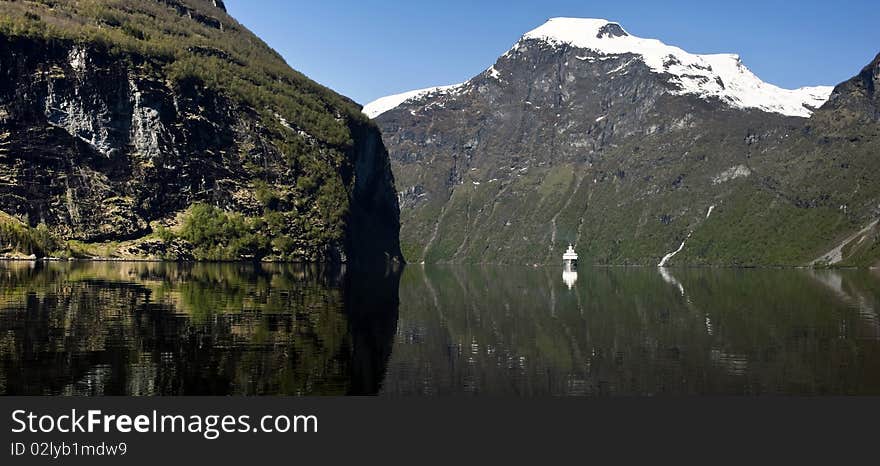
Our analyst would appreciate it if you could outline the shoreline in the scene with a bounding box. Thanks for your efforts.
[0,256,332,265]
[2,256,875,270]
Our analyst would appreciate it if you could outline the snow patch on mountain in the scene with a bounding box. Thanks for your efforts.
[362,84,464,119]
[523,18,832,117]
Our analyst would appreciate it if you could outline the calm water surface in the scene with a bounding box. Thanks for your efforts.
[1,261,879,396]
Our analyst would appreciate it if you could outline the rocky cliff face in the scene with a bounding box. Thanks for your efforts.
[0,0,401,264]
[818,53,880,125]
[370,18,880,266]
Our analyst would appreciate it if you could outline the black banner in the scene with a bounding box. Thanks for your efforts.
[2,397,878,464]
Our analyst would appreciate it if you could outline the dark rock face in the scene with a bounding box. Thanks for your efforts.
[375,39,880,266]
[346,118,403,265]
[822,53,880,122]
[597,23,628,39]
[0,35,401,264]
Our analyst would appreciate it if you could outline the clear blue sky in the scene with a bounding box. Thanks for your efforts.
[225,0,879,105]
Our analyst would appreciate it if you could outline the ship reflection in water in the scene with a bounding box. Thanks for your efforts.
[562,271,578,289]
[2,261,880,396]
[562,244,579,289]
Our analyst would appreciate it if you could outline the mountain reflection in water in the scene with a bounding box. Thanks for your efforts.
[383,266,880,396]
[0,261,398,396]
[1,262,880,396]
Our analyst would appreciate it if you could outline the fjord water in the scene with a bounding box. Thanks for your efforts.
[1,262,879,396]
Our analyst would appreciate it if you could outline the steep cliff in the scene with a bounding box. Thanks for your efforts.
[0,0,401,264]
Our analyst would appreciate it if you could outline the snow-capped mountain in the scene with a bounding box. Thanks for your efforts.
[368,17,880,267]
[365,18,832,118]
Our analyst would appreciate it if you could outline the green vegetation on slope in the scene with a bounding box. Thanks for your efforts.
[0,0,397,263]
[393,111,880,267]
[0,0,367,146]
[0,212,57,257]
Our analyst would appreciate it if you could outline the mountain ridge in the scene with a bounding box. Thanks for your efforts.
[366,17,833,119]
